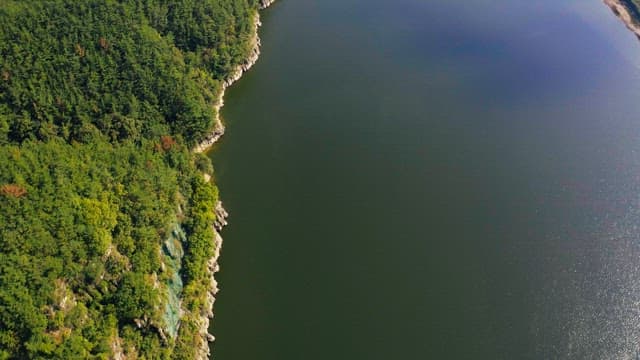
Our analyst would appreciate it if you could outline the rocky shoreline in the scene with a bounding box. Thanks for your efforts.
[192,1,275,359]
[193,0,275,154]
[259,0,277,9]
[192,200,229,360]
[604,0,640,39]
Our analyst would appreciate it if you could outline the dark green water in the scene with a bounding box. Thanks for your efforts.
[210,1,640,358]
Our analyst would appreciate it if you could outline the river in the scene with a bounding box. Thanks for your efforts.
[210,0,640,358]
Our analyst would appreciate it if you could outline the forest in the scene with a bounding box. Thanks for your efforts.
[0,0,259,358]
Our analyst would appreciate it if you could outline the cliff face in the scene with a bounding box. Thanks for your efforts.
[604,0,640,39]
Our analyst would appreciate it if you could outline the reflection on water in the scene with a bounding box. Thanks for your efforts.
[534,199,640,359]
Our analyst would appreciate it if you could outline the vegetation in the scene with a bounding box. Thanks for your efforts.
[0,0,259,358]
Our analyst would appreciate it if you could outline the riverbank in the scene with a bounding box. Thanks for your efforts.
[193,2,275,359]
[604,0,640,38]
[193,0,275,154]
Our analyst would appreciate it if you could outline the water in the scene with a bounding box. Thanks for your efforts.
[210,1,640,358]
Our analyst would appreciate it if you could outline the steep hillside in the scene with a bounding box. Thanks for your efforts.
[0,1,261,358]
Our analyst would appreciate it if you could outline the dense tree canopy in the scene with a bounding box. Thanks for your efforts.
[0,0,259,358]
[0,0,256,146]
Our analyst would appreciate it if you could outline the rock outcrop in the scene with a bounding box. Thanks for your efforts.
[259,0,276,9]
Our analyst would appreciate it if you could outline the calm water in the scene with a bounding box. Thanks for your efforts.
[210,1,640,358]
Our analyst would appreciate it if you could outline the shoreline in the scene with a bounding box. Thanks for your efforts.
[193,0,275,154]
[193,1,276,359]
[604,0,640,39]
